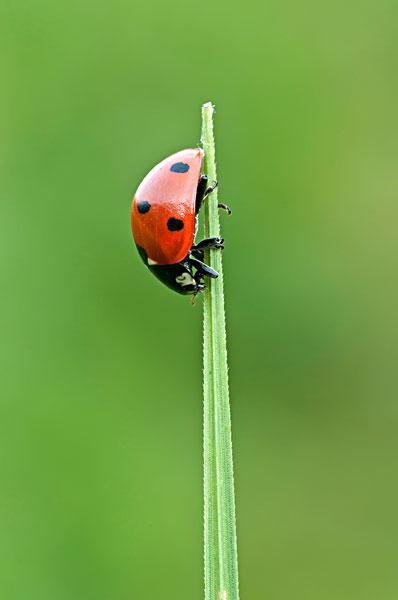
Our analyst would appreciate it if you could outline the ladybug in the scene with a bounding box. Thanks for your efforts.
[131,148,230,295]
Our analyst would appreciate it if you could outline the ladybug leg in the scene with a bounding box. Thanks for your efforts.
[191,248,204,261]
[205,180,218,195]
[191,237,224,261]
[218,202,232,215]
[192,237,224,252]
[196,177,231,215]
[188,257,219,279]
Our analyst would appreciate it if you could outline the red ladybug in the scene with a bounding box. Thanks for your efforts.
[131,148,230,295]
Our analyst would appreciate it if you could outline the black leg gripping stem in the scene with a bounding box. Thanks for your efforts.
[189,257,219,279]
[192,237,224,251]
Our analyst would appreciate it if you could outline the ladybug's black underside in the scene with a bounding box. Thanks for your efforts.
[136,238,223,295]
[136,175,228,295]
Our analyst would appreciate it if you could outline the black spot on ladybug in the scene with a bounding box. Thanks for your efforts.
[137,201,151,214]
[167,217,184,231]
[170,162,190,173]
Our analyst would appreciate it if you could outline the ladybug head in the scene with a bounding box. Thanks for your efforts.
[175,270,202,295]
[148,262,202,295]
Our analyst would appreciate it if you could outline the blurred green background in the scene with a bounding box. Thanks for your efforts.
[1,0,397,598]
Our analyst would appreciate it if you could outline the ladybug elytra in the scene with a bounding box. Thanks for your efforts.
[131,148,230,295]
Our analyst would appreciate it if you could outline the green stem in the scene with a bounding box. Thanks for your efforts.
[201,102,240,600]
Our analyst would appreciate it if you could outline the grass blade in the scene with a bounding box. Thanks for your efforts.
[201,102,240,600]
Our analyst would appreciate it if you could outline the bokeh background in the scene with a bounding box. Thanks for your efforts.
[1,0,397,598]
